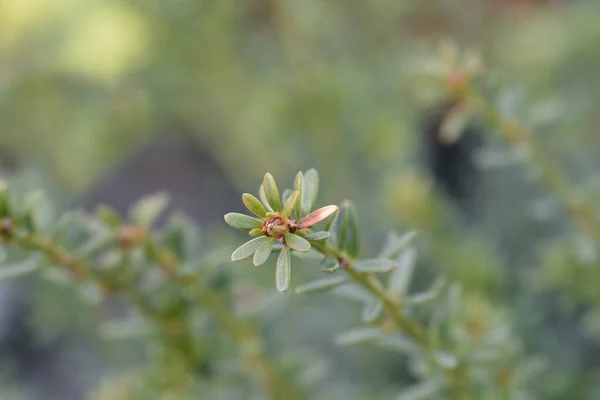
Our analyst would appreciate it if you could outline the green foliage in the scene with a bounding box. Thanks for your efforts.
[225,170,534,399]
[4,1,600,398]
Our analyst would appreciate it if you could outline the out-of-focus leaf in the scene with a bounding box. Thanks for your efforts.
[394,377,444,400]
[164,212,201,260]
[295,275,347,294]
[0,182,8,217]
[435,352,458,369]
[74,232,114,259]
[130,192,169,229]
[380,230,418,259]
[293,171,304,220]
[100,318,149,340]
[388,247,418,296]
[276,247,291,293]
[301,169,319,217]
[332,283,374,303]
[362,300,383,323]
[342,200,360,259]
[378,334,419,354]
[95,205,123,228]
[0,258,39,280]
[326,204,344,248]
[21,190,44,215]
[405,278,447,307]
[439,103,474,144]
[354,259,398,273]
[335,327,383,346]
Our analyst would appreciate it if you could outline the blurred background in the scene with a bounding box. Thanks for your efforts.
[2,0,600,399]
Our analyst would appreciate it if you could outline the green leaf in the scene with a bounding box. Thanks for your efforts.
[362,300,383,323]
[435,352,458,369]
[282,189,292,205]
[405,278,447,306]
[276,247,291,293]
[299,205,339,229]
[353,259,398,273]
[326,205,344,248]
[301,169,319,217]
[0,246,5,263]
[293,171,304,220]
[295,275,347,294]
[332,284,374,303]
[284,233,311,252]
[341,200,359,258]
[224,213,263,231]
[253,238,275,266]
[231,237,272,261]
[378,334,419,354]
[335,327,383,346]
[380,230,418,259]
[388,247,417,296]
[304,231,330,241]
[259,184,274,212]
[95,205,123,228]
[440,103,474,144]
[0,182,8,217]
[291,249,323,260]
[0,258,39,281]
[130,192,170,229]
[100,318,149,340]
[282,190,300,218]
[394,378,444,400]
[320,257,339,272]
[242,193,268,218]
[164,212,201,260]
[263,173,282,212]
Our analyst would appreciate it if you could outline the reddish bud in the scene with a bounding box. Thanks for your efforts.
[0,218,14,241]
[117,225,146,250]
[298,205,339,229]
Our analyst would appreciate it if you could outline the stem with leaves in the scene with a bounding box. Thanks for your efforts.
[0,187,297,399]
[225,169,525,398]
